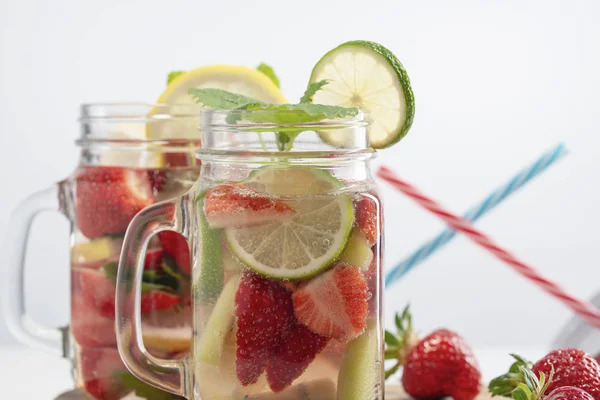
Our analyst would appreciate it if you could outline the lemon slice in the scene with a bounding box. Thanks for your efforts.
[309,40,415,149]
[225,166,354,280]
[141,305,192,354]
[146,65,287,140]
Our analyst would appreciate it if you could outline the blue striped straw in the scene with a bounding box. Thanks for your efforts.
[385,143,568,288]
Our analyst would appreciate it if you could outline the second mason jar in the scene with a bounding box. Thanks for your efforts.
[116,108,384,400]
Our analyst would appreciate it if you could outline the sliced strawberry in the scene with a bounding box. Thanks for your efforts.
[77,267,180,318]
[266,323,329,392]
[355,196,380,246]
[71,294,116,347]
[75,166,154,239]
[158,231,190,275]
[292,264,368,342]
[140,290,180,313]
[77,268,117,319]
[147,169,167,192]
[235,271,294,386]
[364,249,379,317]
[143,247,164,271]
[80,347,129,400]
[204,184,294,229]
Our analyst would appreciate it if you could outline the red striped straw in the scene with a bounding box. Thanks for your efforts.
[377,165,600,329]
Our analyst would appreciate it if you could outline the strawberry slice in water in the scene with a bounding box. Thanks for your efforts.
[75,166,154,239]
[355,196,380,247]
[204,184,294,229]
[80,347,129,400]
[77,268,179,318]
[158,231,190,276]
[266,322,329,392]
[71,294,116,347]
[235,270,294,386]
[292,264,368,342]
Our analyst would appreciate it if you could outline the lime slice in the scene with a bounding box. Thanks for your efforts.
[146,65,287,140]
[309,40,415,149]
[225,167,354,280]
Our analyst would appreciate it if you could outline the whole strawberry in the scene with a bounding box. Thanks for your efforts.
[489,349,600,400]
[533,349,600,400]
[385,306,481,400]
[547,387,595,400]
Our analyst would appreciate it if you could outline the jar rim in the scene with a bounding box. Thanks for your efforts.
[79,103,204,122]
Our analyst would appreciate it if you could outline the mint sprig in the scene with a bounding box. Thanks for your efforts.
[300,80,330,104]
[188,81,358,151]
[188,88,263,110]
[256,63,280,88]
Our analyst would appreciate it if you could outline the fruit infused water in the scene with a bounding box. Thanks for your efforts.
[116,39,416,399]
[71,165,197,399]
[193,167,383,399]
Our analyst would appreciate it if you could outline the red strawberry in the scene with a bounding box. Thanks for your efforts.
[547,387,595,400]
[158,231,190,275]
[77,268,180,318]
[147,169,167,192]
[402,329,481,400]
[266,323,329,392]
[235,271,294,386]
[204,184,294,229]
[364,249,379,317]
[71,294,116,347]
[75,166,154,239]
[532,349,600,400]
[292,264,368,342]
[355,196,380,246]
[143,248,164,271]
[80,347,129,400]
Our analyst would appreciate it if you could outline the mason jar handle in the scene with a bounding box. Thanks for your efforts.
[116,194,193,397]
[2,184,69,357]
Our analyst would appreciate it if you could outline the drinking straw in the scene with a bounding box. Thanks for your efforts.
[384,143,568,287]
[377,165,600,329]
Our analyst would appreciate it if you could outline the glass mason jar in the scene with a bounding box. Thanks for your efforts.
[116,109,384,400]
[3,104,201,400]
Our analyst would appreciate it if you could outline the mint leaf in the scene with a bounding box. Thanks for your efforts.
[189,88,263,109]
[167,71,185,85]
[101,258,181,294]
[300,80,330,104]
[242,103,359,124]
[115,371,184,400]
[256,63,280,88]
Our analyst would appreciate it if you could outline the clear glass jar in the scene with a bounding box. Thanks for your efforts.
[116,109,384,400]
[3,104,201,399]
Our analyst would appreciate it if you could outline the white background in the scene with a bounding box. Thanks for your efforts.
[1,0,599,355]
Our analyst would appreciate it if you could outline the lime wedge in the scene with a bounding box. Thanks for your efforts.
[225,167,354,280]
[309,40,415,149]
[337,321,382,400]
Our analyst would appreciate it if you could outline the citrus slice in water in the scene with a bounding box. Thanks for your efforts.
[309,40,415,149]
[225,167,354,280]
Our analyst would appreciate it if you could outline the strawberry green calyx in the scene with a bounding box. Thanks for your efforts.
[509,367,554,400]
[384,305,420,379]
[488,354,541,399]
